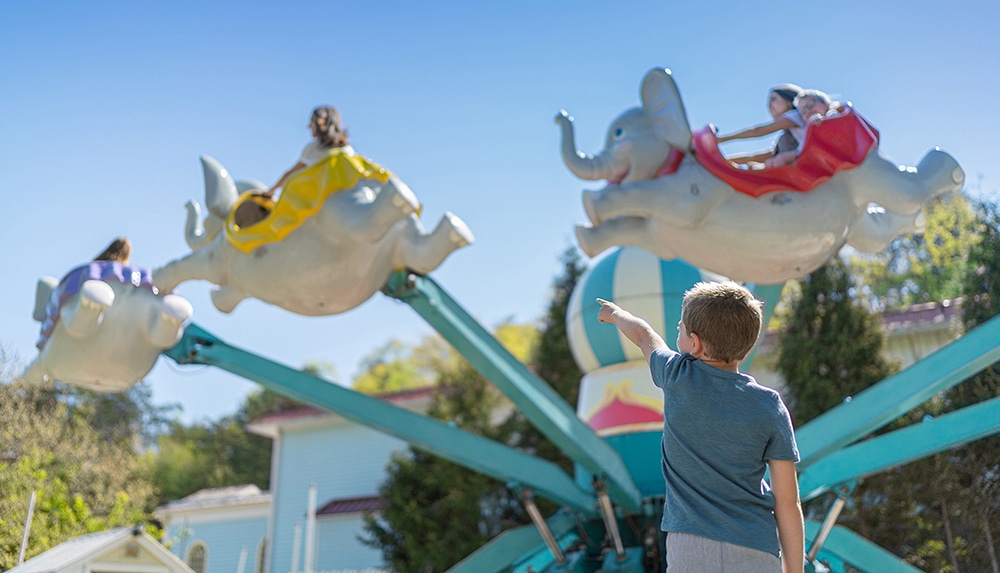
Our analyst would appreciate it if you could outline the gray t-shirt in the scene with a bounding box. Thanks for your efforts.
[649,347,799,557]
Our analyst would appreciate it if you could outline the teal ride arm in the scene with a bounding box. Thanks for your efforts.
[797,395,1000,501]
[795,312,1000,467]
[445,510,578,573]
[804,521,923,573]
[163,323,597,514]
[384,271,642,512]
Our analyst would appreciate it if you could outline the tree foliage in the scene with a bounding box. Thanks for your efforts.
[351,338,451,395]
[362,247,586,571]
[776,257,897,425]
[362,358,512,573]
[0,378,155,569]
[850,193,979,310]
[61,382,178,448]
[925,198,1000,572]
[150,388,300,505]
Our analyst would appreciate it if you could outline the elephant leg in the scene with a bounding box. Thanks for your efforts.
[61,280,115,338]
[145,294,195,347]
[210,286,249,314]
[398,212,474,274]
[576,217,678,260]
[847,149,965,215]
[319,176,420,243]
[847,208,925,254]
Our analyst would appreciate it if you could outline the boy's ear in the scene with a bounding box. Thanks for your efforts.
[689,332,706,357]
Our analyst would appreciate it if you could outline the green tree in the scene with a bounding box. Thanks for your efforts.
[924,198,1000,573]
[362,247,586,571]
[850,192,979,310]
[498,247,585,478]
[62,381,178,447]
[776,257,897,425]
[351,339,443,395]
[363,358,512,573]
[0,379,155,569]
[150,388,301,505]
[881,199,1000,573]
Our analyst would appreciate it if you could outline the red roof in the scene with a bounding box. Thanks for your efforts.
[317,496,386,515]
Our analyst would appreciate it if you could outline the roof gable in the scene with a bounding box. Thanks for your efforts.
[8,528,193,573]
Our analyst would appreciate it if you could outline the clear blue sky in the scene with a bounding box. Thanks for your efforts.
[2,0,998,423]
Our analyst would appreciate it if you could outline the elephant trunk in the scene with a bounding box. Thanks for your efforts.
[556,110,615,181]
[184,200,223,251]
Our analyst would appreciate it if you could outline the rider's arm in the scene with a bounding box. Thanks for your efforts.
[765,150,797,168]
[727,149,774,165]
[265,161,307,198]
[717,116,796,143]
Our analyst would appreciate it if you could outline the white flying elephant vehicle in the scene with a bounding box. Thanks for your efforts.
[23,262,193,392]
[557,68,965,284]
[153,152,474,316]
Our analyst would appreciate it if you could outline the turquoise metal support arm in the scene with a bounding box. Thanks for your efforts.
[804,521,923,573]
[163,324,596,513]
[384,271,642,512]
[795,312,1000,467]
[798,395,1000,501]
[445,510,578,573]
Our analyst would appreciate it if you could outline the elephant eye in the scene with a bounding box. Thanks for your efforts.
[613,127,625,139]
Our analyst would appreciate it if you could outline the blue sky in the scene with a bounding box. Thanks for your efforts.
[2,0,998,423]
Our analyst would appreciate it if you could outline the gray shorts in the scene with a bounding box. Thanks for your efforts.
[666,532,780,573]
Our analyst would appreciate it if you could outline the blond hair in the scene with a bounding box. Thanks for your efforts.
[681,281,763,363]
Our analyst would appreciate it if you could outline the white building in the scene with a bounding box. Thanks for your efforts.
[157,388,434,573]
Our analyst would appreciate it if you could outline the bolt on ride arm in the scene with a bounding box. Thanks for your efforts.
[383,270,643,512]
[163,323,597,513]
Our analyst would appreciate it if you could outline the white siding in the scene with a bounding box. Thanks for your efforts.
[270,421,409,573]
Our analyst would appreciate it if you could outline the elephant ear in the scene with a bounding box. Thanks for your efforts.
[200,155,240,220]
[33,276,59,322]
[641,68,692,151]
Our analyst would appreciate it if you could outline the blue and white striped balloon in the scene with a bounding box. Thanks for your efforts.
[567,247,728,374]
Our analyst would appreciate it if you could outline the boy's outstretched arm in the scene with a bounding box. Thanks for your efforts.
[596,298,667,363]
[769,459,805,573]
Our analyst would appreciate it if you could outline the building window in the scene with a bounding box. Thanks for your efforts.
[187,542,208,573]
[255,538,267,573]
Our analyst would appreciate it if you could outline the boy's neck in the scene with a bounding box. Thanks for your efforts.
[696,356,740,372]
